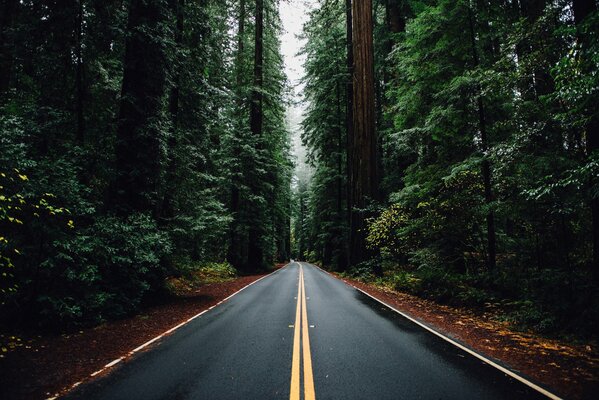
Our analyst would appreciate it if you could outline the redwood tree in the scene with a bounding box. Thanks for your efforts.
[247,0,265,269]
[349,0,378,268]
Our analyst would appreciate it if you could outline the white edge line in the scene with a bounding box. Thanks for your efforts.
[311,263,562,400]
[61,265,288,394]
[104,357,123,368]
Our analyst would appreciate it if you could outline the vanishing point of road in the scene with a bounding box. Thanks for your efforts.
[66,262,556,400]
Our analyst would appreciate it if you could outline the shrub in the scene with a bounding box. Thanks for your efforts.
[31,213,172,326]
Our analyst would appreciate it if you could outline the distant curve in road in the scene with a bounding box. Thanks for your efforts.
[65,262,555,400]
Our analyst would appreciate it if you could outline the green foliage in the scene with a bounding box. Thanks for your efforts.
[366,203,410,259]
[0,0,291,330]
[351,0,599,338]
[0,169,72,307]
[388,271,422,293]
[48,214,171,323]
[296,0,348,269]
[225,0,292,271]
[165,260,237,296]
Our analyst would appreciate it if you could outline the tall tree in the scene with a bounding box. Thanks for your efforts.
[349,0,378,268]
[467,1,496,270]
[247,0,265,269]
[345,0,354,270]
[228,0,247,269]
[111,0,171,214]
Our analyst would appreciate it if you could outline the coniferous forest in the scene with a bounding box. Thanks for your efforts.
[296,0,598,338]
[1,0,598,347]
[1,0,291,328]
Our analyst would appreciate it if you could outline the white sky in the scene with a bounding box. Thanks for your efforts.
[279,0,315,185]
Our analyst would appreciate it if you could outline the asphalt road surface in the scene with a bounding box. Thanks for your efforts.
[65,262,554,400]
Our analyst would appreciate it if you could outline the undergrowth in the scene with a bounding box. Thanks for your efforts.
[341,262,599,341]
[165,261,237,296]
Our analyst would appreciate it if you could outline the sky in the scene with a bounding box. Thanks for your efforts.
[279,0,315,185]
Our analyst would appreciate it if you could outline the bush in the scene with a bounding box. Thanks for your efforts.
[165,261,237,296]
[499,300,559,333]
[390,271,422,293]
[345,261,376,282]
[33,213,172,326]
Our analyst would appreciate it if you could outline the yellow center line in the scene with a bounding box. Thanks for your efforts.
[301,265,316,400]
[289,264,316,400]
[290,265,302,400]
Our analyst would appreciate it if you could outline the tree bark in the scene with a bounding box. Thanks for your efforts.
[336,79,347,270]
[228,0,246,270]
[573,0,599,282]
[247,0,264,270]
[349,0,378,268]
[344,0,354,270]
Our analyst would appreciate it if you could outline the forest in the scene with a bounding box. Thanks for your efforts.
[295,0,598,338]
[1,0,598,343]
[0,0,292,329]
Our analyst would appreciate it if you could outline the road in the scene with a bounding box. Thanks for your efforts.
[65,262,553,400]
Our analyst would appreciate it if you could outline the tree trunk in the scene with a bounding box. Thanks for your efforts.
[573,0,599,282]
[247,0,264,270]
[299,190,307,259]
[160,0,185,222]
[386,0,405,35]
[344,0,354,270]
[0,0,17,97]
[228,0,247,269]
[468,2,496,270]
[349,0,378,269]
[336,80,347,270]
[519,0,554,97]
[111,0,170,215]
[169,0,184,127]
[285,207,291,262]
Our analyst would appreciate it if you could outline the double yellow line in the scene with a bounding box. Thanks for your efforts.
[290,264,315,400]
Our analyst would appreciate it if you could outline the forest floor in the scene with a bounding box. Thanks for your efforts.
[336,273,599,400]
[0,266,282,400]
